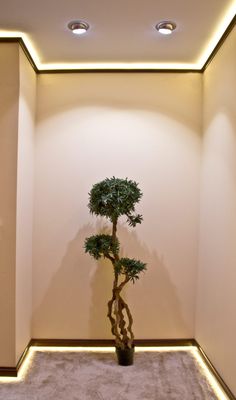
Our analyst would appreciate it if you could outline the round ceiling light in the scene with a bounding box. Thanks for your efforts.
[156,21,176,35]
[68,20,90,35]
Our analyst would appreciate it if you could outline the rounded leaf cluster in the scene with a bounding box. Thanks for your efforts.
[88,177,142,221]
[115,257,147,283]
[84,234,119,260]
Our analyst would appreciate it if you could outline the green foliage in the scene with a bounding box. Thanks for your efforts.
[88,177,143,222]
[115,257,147,283]
[84,177,146,350]
[126,213,143,227]
[84,234,119,260]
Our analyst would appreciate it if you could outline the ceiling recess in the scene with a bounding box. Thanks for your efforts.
[0,0,235,71]
[67,20,90,35]
[156,21,177,35]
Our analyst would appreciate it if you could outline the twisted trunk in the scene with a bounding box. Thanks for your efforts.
[107,284,134,348]
[107,218,134,349]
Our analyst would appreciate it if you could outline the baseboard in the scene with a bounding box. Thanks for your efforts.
[0,366,17,377]
[30,337,196,347]
[0,340,32,377]
[16,340,32,373]
[0,338,235,399]
[30,338,116,347]
[194,340,236,400]
[0,338,195,377]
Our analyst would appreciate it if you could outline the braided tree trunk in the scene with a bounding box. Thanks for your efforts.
[107,218,134,349]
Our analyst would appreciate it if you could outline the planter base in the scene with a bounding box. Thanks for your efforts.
[116,346,134,366]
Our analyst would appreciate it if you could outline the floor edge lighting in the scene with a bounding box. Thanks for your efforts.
[0,345,230,399]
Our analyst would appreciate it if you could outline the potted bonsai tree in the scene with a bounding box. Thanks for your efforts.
[84,177,146,365]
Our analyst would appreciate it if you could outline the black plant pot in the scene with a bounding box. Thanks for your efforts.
[116,346,134,366]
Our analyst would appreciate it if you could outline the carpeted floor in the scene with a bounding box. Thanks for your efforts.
[0,348,226,400]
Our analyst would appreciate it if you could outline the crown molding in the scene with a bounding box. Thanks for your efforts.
[0,14,235,73]
[202,13,236,71]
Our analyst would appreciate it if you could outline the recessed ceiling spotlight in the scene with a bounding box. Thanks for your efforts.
[156,21,176,35]
[68,20,89,35]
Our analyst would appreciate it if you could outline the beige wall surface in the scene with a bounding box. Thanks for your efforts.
[0,43,19,366]
[0,34,236,399]
[196,26,236,396]
[15,48,36,363]
[33,72,202,339]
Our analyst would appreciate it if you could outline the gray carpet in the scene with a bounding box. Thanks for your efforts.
[0,349,223,400]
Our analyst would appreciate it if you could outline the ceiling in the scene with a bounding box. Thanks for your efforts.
[0,0,235,71]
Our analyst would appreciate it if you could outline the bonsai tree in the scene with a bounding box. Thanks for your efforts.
[84,177,146,355]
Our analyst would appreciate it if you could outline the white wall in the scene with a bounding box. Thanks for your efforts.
[15,48,36,363]
[33,72,202,339]
[0,43,19,366]
[196,26,236,396]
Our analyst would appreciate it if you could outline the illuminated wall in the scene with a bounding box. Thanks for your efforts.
[15,48,36,363]
[0,43,19,366]
[196,25,236,395]
[33,72,202,340]
[0,25,235,398]
[0,43,36,366]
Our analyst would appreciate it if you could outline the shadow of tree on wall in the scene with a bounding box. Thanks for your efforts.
[90,224,188,338]
[33,220,187,339]
[88,222,114,339]
[32,223,95,338]
[115,224,188,337]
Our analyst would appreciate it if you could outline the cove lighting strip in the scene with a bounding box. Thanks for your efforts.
[197,0,236,68]
[0,1,235,71]
[0,346,230,399]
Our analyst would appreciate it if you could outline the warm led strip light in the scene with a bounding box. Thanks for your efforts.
[0,345,230,399]
[197,0,236,68]
[191,347,229,400]
[37,62,197,71]
[0,31,40,66]
[0,1,235,71]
